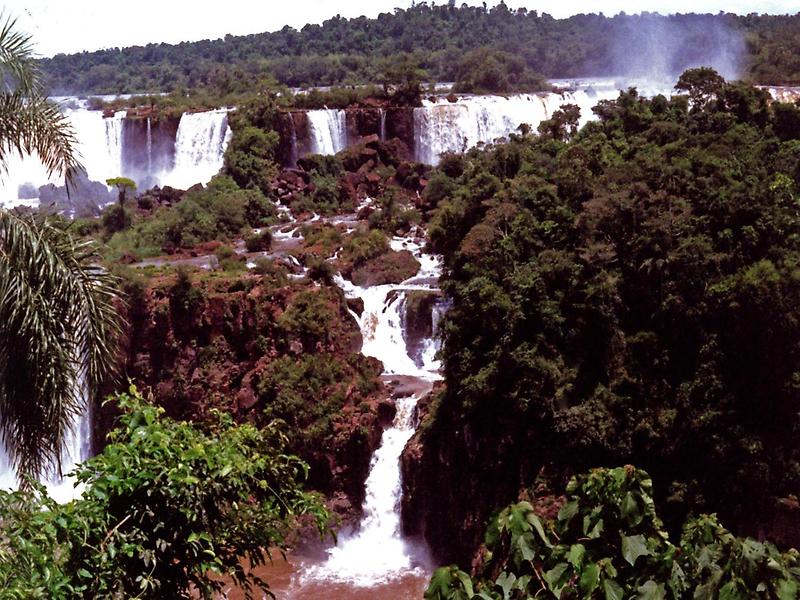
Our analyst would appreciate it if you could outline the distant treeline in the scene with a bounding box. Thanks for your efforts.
[40,3,800,95]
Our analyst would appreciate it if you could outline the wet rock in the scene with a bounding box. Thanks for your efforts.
[402,290,442,366]
[377,399,397,426]
[347,297,365,316]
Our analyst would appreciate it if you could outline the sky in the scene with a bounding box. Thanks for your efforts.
[7,0,799,57]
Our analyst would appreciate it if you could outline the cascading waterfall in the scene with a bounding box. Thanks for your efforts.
[412,91,614,165]
[307,109,348,155]
[146,117,152,174]
[302,236,442,588]
[164,109,232,189]
[379,108,387,142]
[0,383,92,503]
[0,103,233,208]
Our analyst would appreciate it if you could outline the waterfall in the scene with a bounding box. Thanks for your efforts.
[379,108,387,142]
[289,114,299,166]
[163,109,232,189]
[413,94,567,165]
[146,117,152,174]
[302,236,442,587]
[307,109,348,155]
[0,386,92,503]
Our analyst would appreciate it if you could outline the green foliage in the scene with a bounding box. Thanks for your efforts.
[0,387,328,599]
[224,126,280,195]
[453,47,551,94]
[244,228,273,252]
[276,289,339,351]
[38,9,800,95]
[339,228,391,269]
[418,71,800,562]
[426,467,800,600]
[103,176,274,259]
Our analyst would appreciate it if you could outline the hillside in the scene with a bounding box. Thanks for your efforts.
[40,5,800,95]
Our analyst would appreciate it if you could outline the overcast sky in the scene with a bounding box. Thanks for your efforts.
[7,0,799,57]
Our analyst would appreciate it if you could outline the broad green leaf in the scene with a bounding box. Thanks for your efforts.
[621,534,651,566]
[567,543,586,568]
[558,500,579,524]
[621,491,643,527]
[580,562,601,595]
[719,580,747,600]
[603,578,624,600]
[456,570,475,597]
[777,578,798,600]
[496,571,516,600]
[544,562,570,598]
[527,512,552,547]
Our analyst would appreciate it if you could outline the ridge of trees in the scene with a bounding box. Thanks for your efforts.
[39,5,800,95]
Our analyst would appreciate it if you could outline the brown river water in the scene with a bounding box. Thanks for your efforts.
[223,553,429,599]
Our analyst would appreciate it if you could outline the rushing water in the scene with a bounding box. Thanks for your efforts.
[307,109,348,155]
[234,225,444,599]
[164,109,232,189]
[0,101,232,208]
[0,384,91,503]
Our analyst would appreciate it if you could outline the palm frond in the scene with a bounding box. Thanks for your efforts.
[0,12,39,97]
[0,92,84,185]
[0,212,123,481]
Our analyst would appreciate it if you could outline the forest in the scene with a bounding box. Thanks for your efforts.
[4,2,800,593]
[39,4,800,95]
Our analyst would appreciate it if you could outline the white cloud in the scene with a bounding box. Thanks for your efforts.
[4,0,798,57]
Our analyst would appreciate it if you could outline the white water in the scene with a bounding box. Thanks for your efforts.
[304,396,424,585]
[0,387,91,503]
[0,106,127,207]
[163,109,232,189]
[413,89,622,165]
[307,109,348,155]
[0,102,232,208]
[303,234,443,587]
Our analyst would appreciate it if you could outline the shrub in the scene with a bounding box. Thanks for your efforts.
[0,388,327,599]
[244,229,272,252]
[426,467,800,600]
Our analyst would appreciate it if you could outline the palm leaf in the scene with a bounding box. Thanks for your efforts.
[0,212,123,481]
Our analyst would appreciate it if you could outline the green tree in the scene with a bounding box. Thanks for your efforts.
[426,467,800,599]
[0,389,328,599]
[105,176,136,207]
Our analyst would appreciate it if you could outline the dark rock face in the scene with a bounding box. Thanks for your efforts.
[121,116,179,188]
[38,171,114,216]
[401,389,546,566]
[346,108,382,142]
[384,107,416,159]
[402,290,441,367]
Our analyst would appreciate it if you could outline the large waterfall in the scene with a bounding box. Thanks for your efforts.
[164,109,232,189]
[413,91,611,164]
[293,236,441,593]
[0,101,232,208]
[307,109,348,155]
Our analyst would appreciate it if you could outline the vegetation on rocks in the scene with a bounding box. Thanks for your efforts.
[404,69,800,566]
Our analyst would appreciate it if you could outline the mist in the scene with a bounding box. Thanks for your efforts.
[604,14,746,83]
